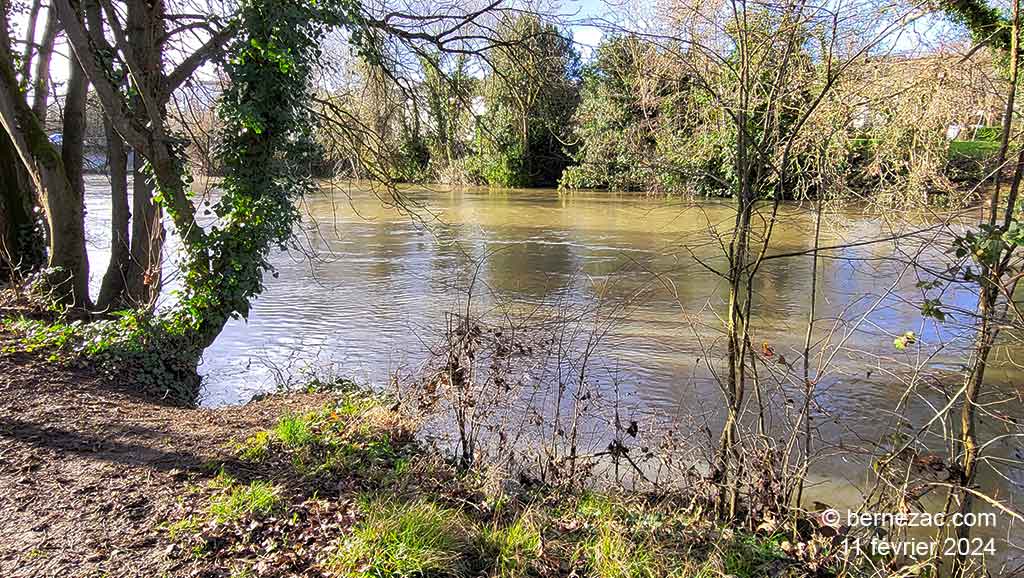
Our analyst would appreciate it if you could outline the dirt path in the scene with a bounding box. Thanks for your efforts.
[0,335,328,577]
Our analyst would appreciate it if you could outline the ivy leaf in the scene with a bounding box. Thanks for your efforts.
[921,299,947,323]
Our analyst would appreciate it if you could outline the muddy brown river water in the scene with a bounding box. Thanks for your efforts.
[82,176,1023,569]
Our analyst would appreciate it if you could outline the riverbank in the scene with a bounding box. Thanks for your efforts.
[0,328,336,576]
[0,320,862,577]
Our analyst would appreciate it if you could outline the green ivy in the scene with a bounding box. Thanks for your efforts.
[52,0,369,404]
[939,0,1012,54]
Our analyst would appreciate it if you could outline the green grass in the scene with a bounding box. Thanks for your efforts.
[1,316,82,357]
[481,514,542,577]
[572,494,656,578]
[585,522,657,578]
[207,469,238,490]
[160,382,853,578]
[208,480,280,522]
[229,568,255,578]
[333,498,467,577]
[166,516,201,541]
[236,430,271,461]
[302,376,359,394]
[577,491,618,519]
[275,413,315,447]
[849,137,1001,161]
[333,393,382,420]
[235,399,406,479]
[721,533,786,578]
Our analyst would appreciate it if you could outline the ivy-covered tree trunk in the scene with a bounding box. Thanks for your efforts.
[53,0,372,403]
[0,129,45,279]
[165,0,345,365]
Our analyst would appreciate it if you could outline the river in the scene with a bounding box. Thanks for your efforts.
[82,176,1022,566]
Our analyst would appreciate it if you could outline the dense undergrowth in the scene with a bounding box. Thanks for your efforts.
[156,385,881,578]
[0,306,201,404]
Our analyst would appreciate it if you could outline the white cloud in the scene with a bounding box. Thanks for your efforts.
[573,26,604,60]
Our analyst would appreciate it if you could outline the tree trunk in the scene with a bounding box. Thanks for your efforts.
[126,159,162,308]
[118,0,171,310]
[62,54,87,200]
[20,0,42,79]
[718,31,754,519]
[988,0,1020,223]
[28,4,58,249]
[87,0,130,309]
[54,15,90,307]
[950,5,1020,577]
[30,6,58,122]
[96,125,130,309]
[0,129,45,280]
[0,16,89,307]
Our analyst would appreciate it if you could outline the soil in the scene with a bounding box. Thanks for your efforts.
[0,332,331,577]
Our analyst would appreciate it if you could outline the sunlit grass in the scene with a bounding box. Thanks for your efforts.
[209,480,280,522]
[236,430,271,461]
[166,515,200,541]
[154,376,861,578]
[577,491,617,519]
[332,497,467,577]
[233,396,409,479]
[481,513,542,577]
[275,413,315,447]
[585,522,657,578]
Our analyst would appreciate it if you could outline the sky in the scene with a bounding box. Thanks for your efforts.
[10,0,618,89]
[8,0,969,100]
[573,25,604,60]
[563,0,609,58]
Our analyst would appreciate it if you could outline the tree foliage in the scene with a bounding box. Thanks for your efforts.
[939,0,1012,52]
[560,36,699,193]
[472,14,580,188]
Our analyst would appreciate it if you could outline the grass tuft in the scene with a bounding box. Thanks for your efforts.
[275,413,315,447]
[237,430,271,461]
[721,533,786,578]
[233,397,410,478]
[333,498,467,577]
[585,523,656,578]
[166,516,200,541]
[481,513,542,578]
[209,480,280,522]
[577,492,617,520]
